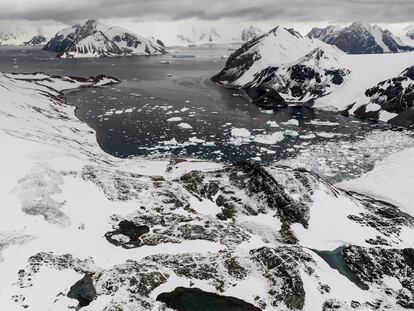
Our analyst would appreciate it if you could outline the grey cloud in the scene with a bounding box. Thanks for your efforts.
[0,0,413,24]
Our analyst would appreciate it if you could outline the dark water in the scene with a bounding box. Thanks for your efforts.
[156,287,261,311]
[312,247,368,290]
[0,46,412,181]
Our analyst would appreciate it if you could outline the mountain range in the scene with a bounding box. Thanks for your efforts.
[43,19,167,58]
[307,22,414,54]
[174,25,264,46]
[213,24,414,127]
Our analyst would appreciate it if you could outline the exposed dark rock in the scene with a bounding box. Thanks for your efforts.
[342,245,414,308]
[156,287,262,311]
[24,35,47,46]
[105,220,150,249]
[345,66,414,127]
[67,274,97,307]
[251,246,313,309]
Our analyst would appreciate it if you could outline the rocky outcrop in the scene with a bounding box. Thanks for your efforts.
[307,22,414,54]
[23,35,47,46]
[243,48,350,108]
[344,66,414,127]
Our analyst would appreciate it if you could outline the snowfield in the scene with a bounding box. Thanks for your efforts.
[0,72,414,310]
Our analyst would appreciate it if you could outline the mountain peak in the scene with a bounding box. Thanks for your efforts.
[307,22,414,54]
[44,20,166,58]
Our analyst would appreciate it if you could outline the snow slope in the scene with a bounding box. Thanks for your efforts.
[338,148,414,216]
[212,26,342,87]
[0,72,414,310]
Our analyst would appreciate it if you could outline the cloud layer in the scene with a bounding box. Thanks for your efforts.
[1,0,413,24]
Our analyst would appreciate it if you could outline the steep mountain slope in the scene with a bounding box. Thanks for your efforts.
[344,66,414,127]
[44,19,166,58]
[407,27,414,40]
[23,35,47,46]
[1,72,414,310]
[307,22,414,54]
[243,47,350,107]
[212,26,341,87]
[307,25,342,42]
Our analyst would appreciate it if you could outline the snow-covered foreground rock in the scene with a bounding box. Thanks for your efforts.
[344,66,414,127]
[1,72,414,310]
[44,19,166,58]
[213,26,414,127]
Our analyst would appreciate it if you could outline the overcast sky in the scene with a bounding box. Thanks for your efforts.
[0,0,413,24]
[0,0,412,44]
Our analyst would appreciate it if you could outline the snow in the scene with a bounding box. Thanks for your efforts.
[253,132,284,145]
[232,27,344,86]
[315,52,414,111]
[166,117,182,122]
[177,122,192,129]
[1,71,414,310]
[266,120,279,128]
[231,127,251,138]
[338,148,414,216]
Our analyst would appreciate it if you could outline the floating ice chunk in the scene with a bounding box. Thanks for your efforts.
[261,109,274,115]
[231,128,251,138]
[163,138,179,145]
[177,122,192,129]
[284,130,299,137]
[266,121,279,128]
[253,132,284,145]
[308,120,340,126]
[180,108,190,112]
[189,137,205,144]
[283,119,299,126]
[167,117,183,122]
[299,133,316,139]
[316,132,336,138]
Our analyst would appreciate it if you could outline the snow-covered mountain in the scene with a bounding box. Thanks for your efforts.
[174,25,263,46]
[307,25,343,42]
[23,35,47,46]
[175,27,226,46]
[406,27,414,40]
[0,28,33,45]
[212,26,343,87]
[44,19,166,58]
[344,66,414,127]
[243,47,350,108]
[213,25,414,127]
[1,71,414,310]
[307,22,414,54]
[241,25,264,42]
